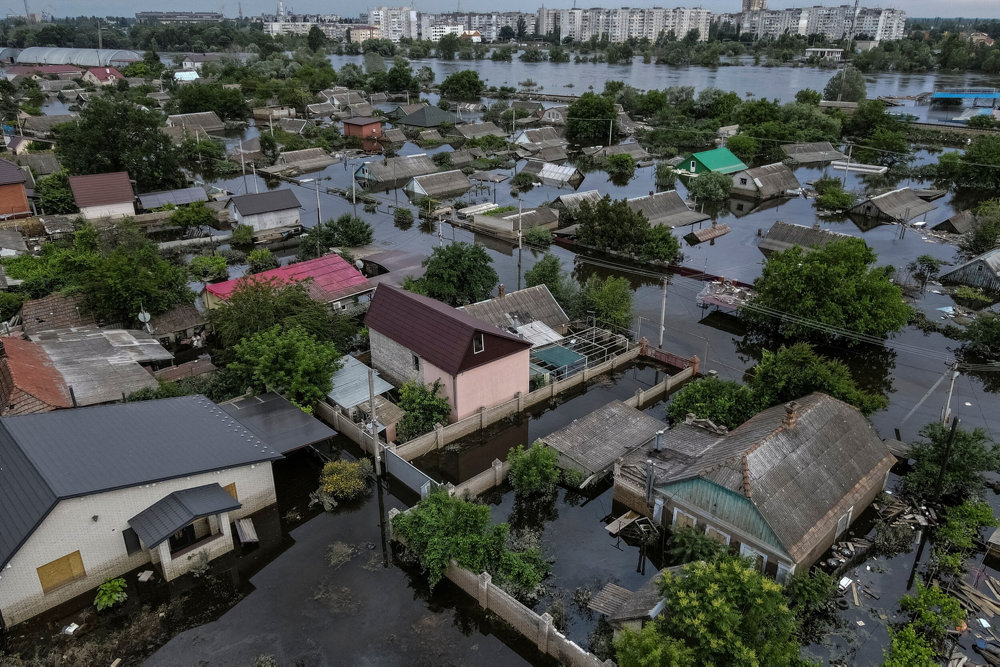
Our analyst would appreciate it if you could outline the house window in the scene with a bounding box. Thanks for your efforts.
[690,160,697,171]
[122,528,142,556]
[776,562,794,584]
[473,333,485,354]
[37,550,87,594]
[705,526,731,545]
[412,354,420,371]
[739,544,767,572]
[739,178,748,185]
[835,506,854,538]
[672,508,697,529]
[224,482,238,501]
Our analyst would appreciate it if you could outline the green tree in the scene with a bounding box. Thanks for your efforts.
[436,33,461,60]
[784,569,837,630]
[959,198,1000,255]
[899,581,964,649]
[883,625,937,667]
[579,274,633,329]
[189,254,228,282]
[813,176,855,210]
[725,134,757,165]
[902,422,1000,504]
[577,195,679,263]
[297,214,374,260]
[230,324,341,410]
[794,88,822,105]
[566,92,617,145]
[605,153,635,182]
[55,96,182,191]
[749,343,887,415]
[439,70,485,100]
[307,25,326,53]
[525,254,577,308]
[666,376,760,429]
[498,26,515,41]
[396,380,452,441]
[247,248,280,274]
[36,170,76,214]
[687,171,732,203]
[906,254,946,293]
[823,66,867,102]
[173,82,249,121]
[746,239,911,343]
[940,135,1000,190]
[409,242,498,306]
[962,313,1000,360]
[931,499,997,577]
[507,442,561,496]
[170,201,215,235]
[516,16,527,40]
[616,622,694,667]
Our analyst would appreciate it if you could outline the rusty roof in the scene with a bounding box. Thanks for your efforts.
[68,171,134,209]
[205,253,371,304]
[0,337,72,409]
[20,293,95,335]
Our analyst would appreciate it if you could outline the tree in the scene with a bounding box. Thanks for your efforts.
[54,96,182,191]
[170,201,215,235]
[749,343,887,416]
[507,442,561,496]
[883,625,937,667]
[36,170,76,214]
[725,134,757,165]
[605,153,635,181]
[498,26,515,42]
[247,248,280,274]
[173,82,249,121]
[902,422,1000,504]
[409,242,498,306]
[627,558,800,666]
[579,275,633,329]
[960,198,1000,255]
[436,33,461,60]
[823,66,867,102]
[746,238,911,343]
[666,376,760,429]
[941,135,1000,190]
[230,324,341,410]
[189,254,228,282]
[439,70,484,100]
[899,582,964,649]
[813,176,855,210]
[906,254,946,293]
[307,25,326,53]
[297,214,374,260]
[525,254,576,308]
[615,623,694,667]
[687,171,732,203]
[516,16,527,40]
[577,195,679,263]
[397,380,452,441]
[566,92,616,145]
[794,88,822,105]
[962,313,1000,360]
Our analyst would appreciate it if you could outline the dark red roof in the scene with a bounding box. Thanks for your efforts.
[365,284,531,376]
[68,172,134,209]
[87,67,124,82]
[6,64,81,76]
[205,254,371,303]
[0,337,72,408]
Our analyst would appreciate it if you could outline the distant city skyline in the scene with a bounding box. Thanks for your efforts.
[48,0,1000,21]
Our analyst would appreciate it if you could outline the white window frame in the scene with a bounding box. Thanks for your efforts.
[473,333,485,354]
[689,160,697,171]
[412,354,420,371]
[776,561,794,584]
[672,507,697,529]
[704,525,731,546]
[835,506,854,538]
[740,543,768,572]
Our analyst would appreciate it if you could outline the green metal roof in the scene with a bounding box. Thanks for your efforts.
[691,148,748,174]
[532,345,586,369]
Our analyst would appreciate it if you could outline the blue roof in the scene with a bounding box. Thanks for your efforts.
[327,355,393,408]
[931,92,1000,99]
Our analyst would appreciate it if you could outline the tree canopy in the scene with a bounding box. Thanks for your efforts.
[901,421,1000,504]
[823,66,867,102]
[566,92,617,145]
[439,70,485,100]
[297,215,374,260]
[406,242,498,306]
[667,376,760,429]
[577,195,680,263]
[172,82,250,121]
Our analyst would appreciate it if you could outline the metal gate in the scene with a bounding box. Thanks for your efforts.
[385,450,439,499]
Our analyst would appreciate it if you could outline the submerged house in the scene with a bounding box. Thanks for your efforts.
[354,154,437,190]
[403,170,472,199]
[366,284,531,421]
[757,221,849,257]
[626,191,710,228]
[782,141,847,164]
[848,187,937,224]
[933,210,976,235]
[454,122,506,140]
[731,163,801,200]
[225,190,302,234]
[940,249,1000,292]
[614,393,895,579]
[521,160,584,189]
[0,396,283,627]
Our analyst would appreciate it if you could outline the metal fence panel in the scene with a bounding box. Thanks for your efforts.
[385,450,438,497]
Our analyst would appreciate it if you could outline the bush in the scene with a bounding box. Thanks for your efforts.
[219,248,247,265]
[813,176,855,210]
[0,291,25,321]
[523,226,552,247]
[247,248,279,274]
[667,376,760,429]
[231,224,254,247]
[687,171,732,203]
[511,171,537,190]
[310,459,374,510]
[189,254,229,282]
[394,207,414,228]
[605,153,635,181]
[397,380,452,441]
[507,442,561,496]
[170,201,215,234]
[94,577,128,611]
[655,163,677,189]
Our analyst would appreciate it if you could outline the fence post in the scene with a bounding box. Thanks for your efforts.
[478,571,491,608]
[537,612,553,652]
[550,380,557,399]
[690,355,700,375]
[386,508,400,541]
[480,406,488,429]
[492,458,504,486]
[635,388,644,407]
[435,422,444,449]
[583,366,590,382]
[516,391,523,412]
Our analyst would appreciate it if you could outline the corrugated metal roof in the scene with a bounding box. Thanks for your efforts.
[228,189,301,216]
[138,186,208,210]
[521,160,582,187]
[382,128,407,143]
[690,148,747,174]
[128,483,242,548]
[849,187,937,222]
[403,170,471,198]
[399,105,458,128]
[737,163,800,199]
[327,355,393,409]
[355,154,437,185]
[418,129,442,142]
[366,284,531,376]
[0,395,282,568]
[460,284,569,332]
[166,111,224,132]
[220,392,335,454]
[758,221,849,256]
[205,254,370,304]
[782,141,847,164]
[626,190,710,228]
[16,47,140,67]
[555,189,602,213]
[68,171,134,209]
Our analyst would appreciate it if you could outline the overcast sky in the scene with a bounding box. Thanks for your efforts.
[53,1,1000,20]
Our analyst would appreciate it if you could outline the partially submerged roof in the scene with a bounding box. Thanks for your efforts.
[758,221,849,257]
[736,162,801,198]
[137,186,208,210]
[227,189,301,216]
[129,483,242,549]
[327,355,393,409]
[403,170,472,198]
[542,400,666,484]
[205,253,371,304]
[514,126,563,146]
[689,147,747,174]
[0,395,282,568]
[356,154,437,184]
[366,284,531,376]
[399,105,458,128]
[554,189,602,213]
[460,284,569,332]
[455,121,506,139]
[220,392,335,454]
[166,111,224,132]
[382,128,407,143]
[68,171,134,209]
[279,148,333,170]
[602,143,650,161]
[849,187,937,222]
[626,190,710,228]
[342,115,381,126]
[941,249,1000,283]
[782,141,848,164]
[933,210,976,234]
[521,160,583,187]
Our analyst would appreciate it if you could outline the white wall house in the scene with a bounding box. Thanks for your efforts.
[226,189,302,233]
[67,171,135,221]
[0,396,282,628]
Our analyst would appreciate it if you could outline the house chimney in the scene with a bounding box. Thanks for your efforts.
[654,429,664,452]
[498,284,505,298]
[783,401,798,429]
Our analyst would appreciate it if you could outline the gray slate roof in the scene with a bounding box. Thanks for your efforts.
[220,392,335,454]
[555,189,602,213]
[228,189,301,216]
[626,190,710,228]
[166,111,224,133]
[128,483,241,549]
[736,162,801,199]
[460,285,569,332]
[0,229,28,254]
[327,355,393,409]
[0,395,282,568]
[933,210,976,234]
[758,221,849,257]
[404,170,472,198]
[138,186,208,210]
[782,141,847,164]
[849,187,937,222]
[14,152,61,177]
[399,105,458,128]
[454,121,506,139]
[356,154,437,186]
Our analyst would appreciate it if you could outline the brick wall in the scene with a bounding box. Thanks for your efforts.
[369,329,422,387]
[0,463,276,627]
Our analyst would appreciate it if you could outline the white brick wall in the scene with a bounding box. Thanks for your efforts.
[0,462,276,628]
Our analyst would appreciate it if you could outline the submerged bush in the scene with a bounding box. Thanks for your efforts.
[507,441,561,496]
[311,459,374,511]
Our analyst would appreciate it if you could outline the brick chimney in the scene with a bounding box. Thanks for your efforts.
[783,401,798,429]
[497,284,505,299]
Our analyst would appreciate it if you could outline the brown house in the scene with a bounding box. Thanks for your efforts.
[0,159,30,219]
[342,116,383,143]
[0,337,73,416]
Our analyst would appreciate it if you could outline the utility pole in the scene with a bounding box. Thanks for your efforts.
[314,179,322,226]
[658,276,667,348]
[941,362,960,425]
[932,416,960,503]
[368,368,380,476]
[836,0,861,102]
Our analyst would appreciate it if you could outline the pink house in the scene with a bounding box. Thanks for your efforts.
[365,285,531,421]
[83,67,124,86]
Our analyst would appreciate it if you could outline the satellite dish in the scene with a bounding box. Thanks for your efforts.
[355,259,364,270]
[137,310,151,323]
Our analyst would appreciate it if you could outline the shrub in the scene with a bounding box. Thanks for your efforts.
[394,207,414,227]
[605,153,635,180]
[247,248,280,274]
[188,254,229,282]
[899,581,964,649]
[94,577,128,611]
[687,171,732,202]
[524,226,552,247]
[397,380,452,441]
[0,291,25,321]
[655,163,677,189]
[511,171,537,190]
[311,459,374,510]
[231,224,254,247]
[219,248,247,265]
[813,176,855,210]
[507,442,561,495]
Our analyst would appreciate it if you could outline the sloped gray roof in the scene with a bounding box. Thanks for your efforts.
[327,355,393,409]
[128,483,241,548]
[220,392,335,454]
[454,122,506,139]
[737,162,800,199]
[758,221,849,256]
[555,189,602,213]
[933,210,976,234]
[0,395,282,568]
[849,187,937,222]
[307,101,336,117]
[356,154,437,185]
[941,249,1000,282]
[138,186,208,210]
[382,128,407,143]
[277,117,313,135]
[166,111,224,133]
[22,114,76,136]
[460,285,569,332]
[228,189,301,216]
[602,143,650,160]
[399,105,458,128]
[404,169,471,198]
[782,141,847,164]
[16,47,140,67]
[626,190,710,228]
[14,152,61,177]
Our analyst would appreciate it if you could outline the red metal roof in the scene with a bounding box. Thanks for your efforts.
[365,284,531,376]
[68,172,134,209]
[0,337,72,408]
[6,64,81,76]
[87,66,124,82]
[205,254,371,303]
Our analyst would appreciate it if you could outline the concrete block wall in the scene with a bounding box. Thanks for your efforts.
[369,329,422,387]
[0,463,276,628]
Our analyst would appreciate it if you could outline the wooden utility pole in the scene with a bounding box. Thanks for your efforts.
[932,416,960,503]
[368,367,380,476]
[658,277,667,348]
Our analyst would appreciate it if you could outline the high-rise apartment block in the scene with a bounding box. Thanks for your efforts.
[720,5,905,42]
[742,0,766,12]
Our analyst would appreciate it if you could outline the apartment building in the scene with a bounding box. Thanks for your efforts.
[367,6,420,41]
[720,5,905,42]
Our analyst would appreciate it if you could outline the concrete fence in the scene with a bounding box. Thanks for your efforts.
[315,401,379,456]
[622,365,695,410]
[451,458,511,499]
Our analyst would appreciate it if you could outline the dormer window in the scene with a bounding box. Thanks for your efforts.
[473,333,484,354]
